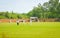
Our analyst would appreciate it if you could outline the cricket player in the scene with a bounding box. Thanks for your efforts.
[16,20,20,25]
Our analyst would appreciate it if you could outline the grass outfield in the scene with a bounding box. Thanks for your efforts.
[0,22,60,38]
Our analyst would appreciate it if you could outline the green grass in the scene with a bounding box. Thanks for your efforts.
[0,22,60,38]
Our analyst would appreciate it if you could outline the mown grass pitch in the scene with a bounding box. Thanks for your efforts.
[0,22,60,38]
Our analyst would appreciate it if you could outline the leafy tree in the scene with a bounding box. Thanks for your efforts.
[27,3,44,18]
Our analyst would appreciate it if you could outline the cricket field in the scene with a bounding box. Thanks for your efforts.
[0,22,60,38]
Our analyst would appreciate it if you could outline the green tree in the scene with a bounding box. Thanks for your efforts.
[27,3,44,18]
[48,0,59,18]
[43,0,60,18]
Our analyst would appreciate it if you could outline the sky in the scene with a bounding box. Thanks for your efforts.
[0,0,49,13]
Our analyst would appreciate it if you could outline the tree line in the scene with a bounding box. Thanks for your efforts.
[0,0,60,19]
[0,11,28,19]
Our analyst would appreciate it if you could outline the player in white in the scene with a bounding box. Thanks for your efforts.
[16,20,20,25]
